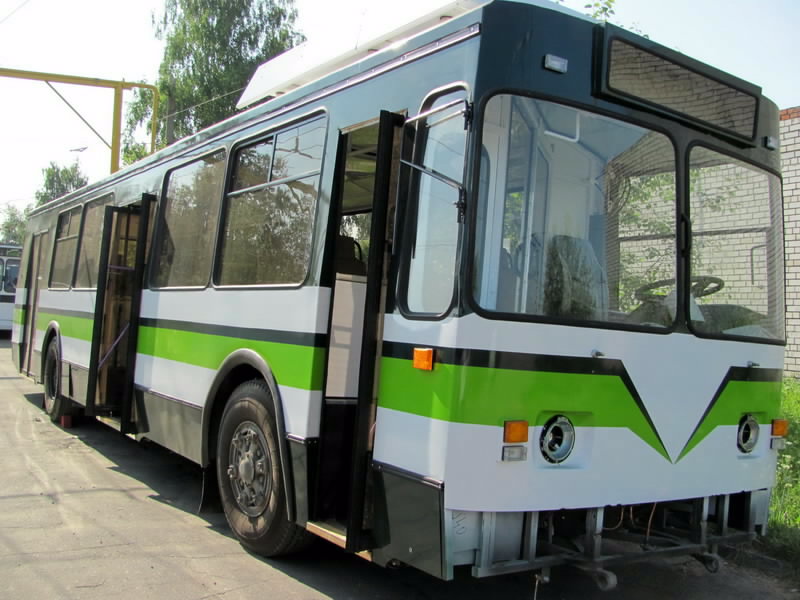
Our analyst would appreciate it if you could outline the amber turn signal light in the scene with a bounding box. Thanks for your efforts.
[504,420,529,443]
[772,419,790,437]
[413,347,434,371]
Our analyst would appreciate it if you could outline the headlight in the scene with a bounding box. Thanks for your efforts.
[737,414,759,453]
[540,415,575,463]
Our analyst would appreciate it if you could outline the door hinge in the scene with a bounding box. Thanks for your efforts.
[463,102,474,130]
[455,188,467,223]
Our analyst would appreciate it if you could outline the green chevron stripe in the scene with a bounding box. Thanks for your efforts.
[677,379,782,461]
[377,356,670,460]
[136,325,325,391]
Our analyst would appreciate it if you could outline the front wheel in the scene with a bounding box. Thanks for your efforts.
[216,380,309,556]
[43,340,67,423]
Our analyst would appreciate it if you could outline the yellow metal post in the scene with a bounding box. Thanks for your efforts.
[0,67,161,172]
[111,84,123,173]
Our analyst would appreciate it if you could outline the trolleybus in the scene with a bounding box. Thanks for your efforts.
[12,0,789,589]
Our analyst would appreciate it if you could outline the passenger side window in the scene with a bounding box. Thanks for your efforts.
[49,206,82,289]
[74,195,112,288]
[216,115,327,286]
[152,150,227,288]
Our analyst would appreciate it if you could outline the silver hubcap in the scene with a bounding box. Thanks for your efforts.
[227,421,271,517]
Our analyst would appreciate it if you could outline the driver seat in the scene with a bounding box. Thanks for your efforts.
[542,235,608,321]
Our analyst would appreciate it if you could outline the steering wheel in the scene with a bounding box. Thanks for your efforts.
[634,275,724,302]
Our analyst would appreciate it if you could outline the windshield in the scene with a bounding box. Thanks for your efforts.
[4,258,19,294]
[688,147,784,340]
[474,95,677,328]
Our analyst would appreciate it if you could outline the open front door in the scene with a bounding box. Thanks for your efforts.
[86,194,152,432]
[315,110,404,550]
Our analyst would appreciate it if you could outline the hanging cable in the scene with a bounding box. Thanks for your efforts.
[45,82,111,149]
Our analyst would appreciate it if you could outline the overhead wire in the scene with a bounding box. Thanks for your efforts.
[0,0,32,26]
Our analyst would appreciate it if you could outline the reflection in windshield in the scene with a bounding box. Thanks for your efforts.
[4,258,19,293]
[474,95,677,329]
[689,148,784,340]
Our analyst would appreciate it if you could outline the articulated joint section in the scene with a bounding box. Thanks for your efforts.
[446,490,770,589]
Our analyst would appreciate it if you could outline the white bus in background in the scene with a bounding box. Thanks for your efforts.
[0,244,21,331]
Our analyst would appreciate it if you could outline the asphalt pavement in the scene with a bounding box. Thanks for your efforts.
[0,336,796,599]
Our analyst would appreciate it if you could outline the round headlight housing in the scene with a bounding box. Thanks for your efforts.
[540,415,575,463]
[737,414,759,453]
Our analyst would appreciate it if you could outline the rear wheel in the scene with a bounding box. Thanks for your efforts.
[43,340,66,423]
[216,380,309,556]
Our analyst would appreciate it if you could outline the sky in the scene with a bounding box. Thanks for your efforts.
[0,0,798,218]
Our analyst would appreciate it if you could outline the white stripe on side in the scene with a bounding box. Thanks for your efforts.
[140,286,331,334]
[38,289,96,314]
[60,337,90,368]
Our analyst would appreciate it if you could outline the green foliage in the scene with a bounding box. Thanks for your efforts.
[123,0,303,163]
[616,172,676,311]
[0,204,30,245]
[764,380,800,562]
[34,160,88,207]
[584,0,615,21]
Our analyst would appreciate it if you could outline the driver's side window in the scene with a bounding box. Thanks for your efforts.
[404,88,467,315]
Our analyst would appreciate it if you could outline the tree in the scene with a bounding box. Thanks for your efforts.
[0,205,30,245]
[34,160,89,207]
[123,0,304,163]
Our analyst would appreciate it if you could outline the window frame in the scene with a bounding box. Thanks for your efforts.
[48,205,84,290]
[148,147,229,291]
[72,193,114,290]
[3,257,19,294]
[397,84,470,321]
[213,110,328,289]
[466,90,684,335]
[684,141,785,345]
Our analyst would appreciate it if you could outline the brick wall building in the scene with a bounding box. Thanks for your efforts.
[781,107,800,375]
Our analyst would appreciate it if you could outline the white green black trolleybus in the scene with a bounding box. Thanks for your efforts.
[12,0,790,590]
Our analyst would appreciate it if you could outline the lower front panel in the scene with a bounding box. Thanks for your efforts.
[371,463,444,579]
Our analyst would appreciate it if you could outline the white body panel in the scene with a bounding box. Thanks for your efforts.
[136,286,331,438]
[375,313,784,511]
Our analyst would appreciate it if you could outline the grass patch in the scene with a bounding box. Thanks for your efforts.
[762,378,800,562]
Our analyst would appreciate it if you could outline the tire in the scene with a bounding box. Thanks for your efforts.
[216,380,310,556]
[43,340,66,423]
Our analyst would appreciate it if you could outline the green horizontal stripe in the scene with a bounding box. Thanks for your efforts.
[36,311,94,341]
[13,308,25,325]
[137,325,325,391]
[678,379,782,461]
[378,356,669,460]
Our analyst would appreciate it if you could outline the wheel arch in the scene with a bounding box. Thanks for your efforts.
[201,349,296,522]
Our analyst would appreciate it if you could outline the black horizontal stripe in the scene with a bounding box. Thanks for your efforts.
[726,365,783,383]
[0,295,14,303]
[382,340,626,377]
[139,317,327,348]
[38,306,94,319]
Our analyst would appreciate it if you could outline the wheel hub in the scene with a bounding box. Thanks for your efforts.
[227,421,271,517]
